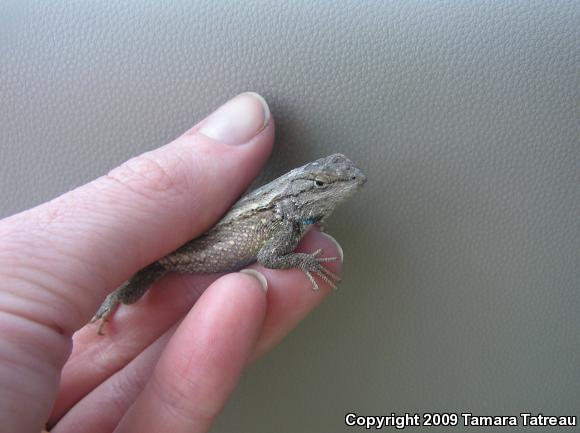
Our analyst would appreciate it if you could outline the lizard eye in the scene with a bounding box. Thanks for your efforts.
[314,179,325,187]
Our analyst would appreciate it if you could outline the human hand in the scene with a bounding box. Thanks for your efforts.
[0,93,342,433]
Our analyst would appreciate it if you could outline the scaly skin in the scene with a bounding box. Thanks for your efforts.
[93,153,367,334]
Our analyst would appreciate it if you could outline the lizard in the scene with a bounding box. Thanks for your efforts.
[92,153,367,334]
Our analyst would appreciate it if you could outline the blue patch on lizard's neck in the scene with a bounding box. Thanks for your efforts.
[303,216,321,226]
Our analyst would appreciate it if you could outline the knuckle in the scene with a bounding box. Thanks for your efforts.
[105,152,191,201]
[150,372,218,425]
[108,363,149,411]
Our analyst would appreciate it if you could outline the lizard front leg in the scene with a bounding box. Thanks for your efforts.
[256,221,340,291]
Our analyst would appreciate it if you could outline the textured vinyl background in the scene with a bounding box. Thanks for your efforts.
[1,1,579,432]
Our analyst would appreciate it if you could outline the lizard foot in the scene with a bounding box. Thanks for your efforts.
[301,248,341,291]
[90,292,121,335]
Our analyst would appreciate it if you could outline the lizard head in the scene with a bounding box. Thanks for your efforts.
[288,153,367,224]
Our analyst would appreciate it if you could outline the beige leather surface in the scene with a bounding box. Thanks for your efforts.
[1,1,578,432]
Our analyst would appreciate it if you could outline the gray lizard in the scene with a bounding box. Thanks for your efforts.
[93,153,366,334]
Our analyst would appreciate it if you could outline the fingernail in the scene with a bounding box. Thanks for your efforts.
[240,269,269,292]
[198,92,270,145]
[320,232,344,262]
